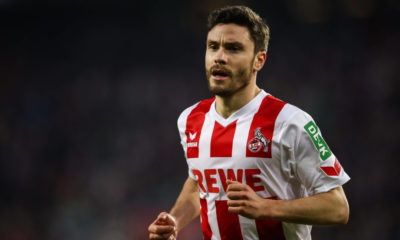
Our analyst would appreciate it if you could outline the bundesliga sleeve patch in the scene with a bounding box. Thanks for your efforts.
[304,121,332,161]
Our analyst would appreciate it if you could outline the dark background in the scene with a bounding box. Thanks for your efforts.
[1,0,399,239]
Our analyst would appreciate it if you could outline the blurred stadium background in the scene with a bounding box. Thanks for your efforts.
[1,0,399,239]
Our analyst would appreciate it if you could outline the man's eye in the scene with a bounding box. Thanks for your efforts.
[228,46,241,51]
[209,44,218,50]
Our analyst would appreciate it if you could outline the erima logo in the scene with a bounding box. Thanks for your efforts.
[187,131,198,148]
[189,132,197,140]
[304,121,332,161]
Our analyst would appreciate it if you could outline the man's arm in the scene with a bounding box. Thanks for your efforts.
[226,180,349,225]
[170,177,201,230]
[148,177,200,240]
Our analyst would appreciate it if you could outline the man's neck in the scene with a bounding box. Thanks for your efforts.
[215,85,261,119]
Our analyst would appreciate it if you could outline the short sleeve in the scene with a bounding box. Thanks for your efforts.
[177,103,198,180]
[280,110,350,196]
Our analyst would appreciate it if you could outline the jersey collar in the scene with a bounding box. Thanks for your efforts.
[209,90,269,127]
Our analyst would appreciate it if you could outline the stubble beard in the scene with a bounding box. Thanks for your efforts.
[206,60,254,98]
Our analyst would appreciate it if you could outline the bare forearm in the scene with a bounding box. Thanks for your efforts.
[170,177,200,231]
[263,186,349,225]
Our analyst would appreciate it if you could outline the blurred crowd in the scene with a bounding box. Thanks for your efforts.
[1,0,399,239]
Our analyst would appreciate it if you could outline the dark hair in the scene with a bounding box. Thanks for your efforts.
[207,5,270,54]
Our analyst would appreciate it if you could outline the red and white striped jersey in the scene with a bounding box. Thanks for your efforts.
[177,90,350,240]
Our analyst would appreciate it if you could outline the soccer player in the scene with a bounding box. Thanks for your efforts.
[148,5,350,240]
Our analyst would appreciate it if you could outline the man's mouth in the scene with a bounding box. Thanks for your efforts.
[211,67,231,80]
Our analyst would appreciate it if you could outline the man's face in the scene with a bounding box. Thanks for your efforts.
[205,23,256,97]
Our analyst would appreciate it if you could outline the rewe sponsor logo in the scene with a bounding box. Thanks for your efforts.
[192,168,265,193]
[304,121,332,161]
[187,142,198,147]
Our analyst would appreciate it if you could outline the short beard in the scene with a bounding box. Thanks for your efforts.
[206,60,254,97]
[208,69,250,97]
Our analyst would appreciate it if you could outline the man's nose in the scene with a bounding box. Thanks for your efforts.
[214,48,227,64]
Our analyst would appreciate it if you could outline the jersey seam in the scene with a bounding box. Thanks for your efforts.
[278,107,308,189]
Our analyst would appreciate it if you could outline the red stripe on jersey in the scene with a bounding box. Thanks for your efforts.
[246,95,286,158]
[255,197,286,240]
[215,200,243,240]
[200,198,212,240]
[185,98,215,158]
[211,120,237,157]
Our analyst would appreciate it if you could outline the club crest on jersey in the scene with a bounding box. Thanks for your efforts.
[248,127,270,153]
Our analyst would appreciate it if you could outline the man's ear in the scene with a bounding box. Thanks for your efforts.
[253,51,267,71]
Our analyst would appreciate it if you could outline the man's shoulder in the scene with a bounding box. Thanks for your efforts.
[280,102,308,121]
[259,94,308,122]
[264,95,313,130]
[177,97,216,126]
